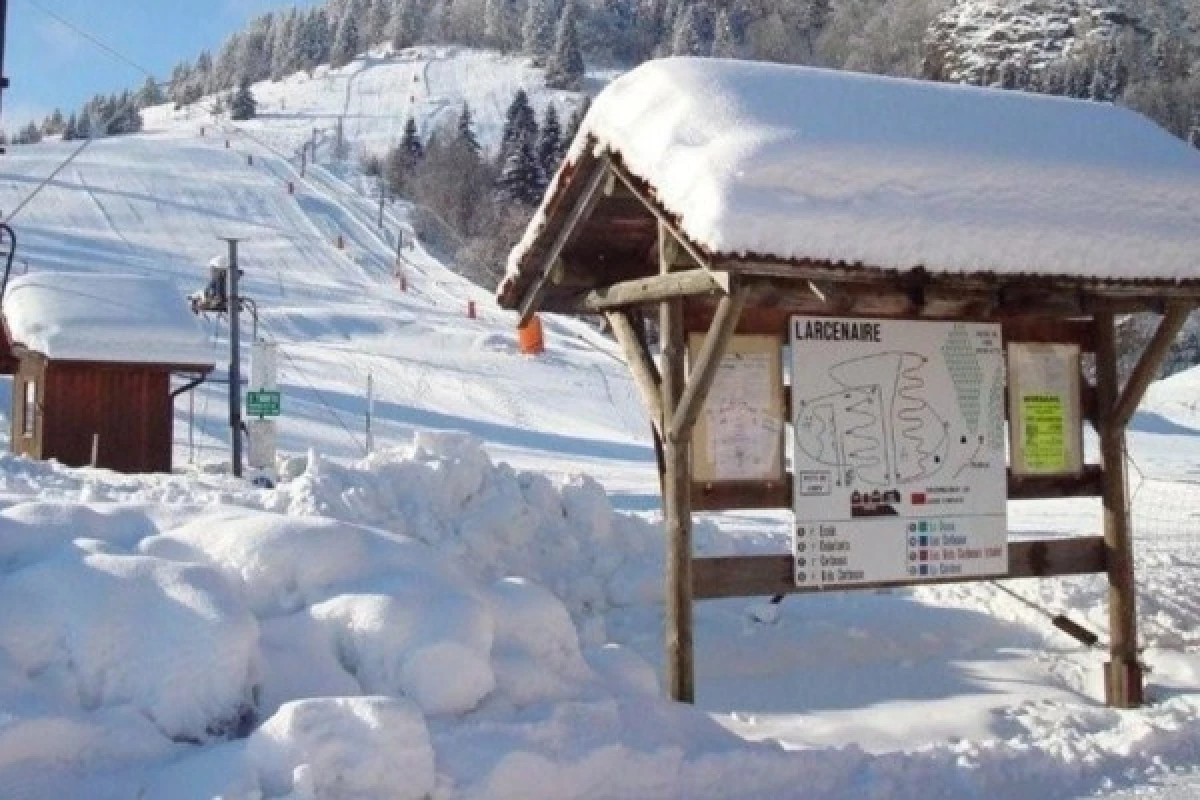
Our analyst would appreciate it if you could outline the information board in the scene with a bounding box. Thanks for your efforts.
[1007,343,1082,476]
[790,316,1008,588]
[689,334,784,483]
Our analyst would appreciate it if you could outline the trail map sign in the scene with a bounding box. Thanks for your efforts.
[789,317,1008,588]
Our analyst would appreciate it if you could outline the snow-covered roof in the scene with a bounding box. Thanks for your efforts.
[505,58,1200,292]
[3,272,215,367]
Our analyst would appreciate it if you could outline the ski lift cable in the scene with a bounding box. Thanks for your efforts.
[22,0,160,83]
[7,1,168,223]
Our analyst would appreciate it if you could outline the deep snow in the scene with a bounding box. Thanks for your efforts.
[0,45,1196,800]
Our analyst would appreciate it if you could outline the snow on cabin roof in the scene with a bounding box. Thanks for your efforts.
[507,58,1200,287]
[3,272,215,367]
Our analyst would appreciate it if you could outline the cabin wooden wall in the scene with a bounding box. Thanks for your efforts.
[33,362,173,473]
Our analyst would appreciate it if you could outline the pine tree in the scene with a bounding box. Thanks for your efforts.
[499,138,542,204]
[63,112,79,141]
[712,9,738,58]
[500,88,538,165]
[457,104,481,155]
[331,1,363,68]
[671,5,711,57]
[389,0,419,50]
[136,76,165,109]
[367,0,392,45]
[271,9,299,79]
[522,0,559,63]
[484,0,517,49]
[300,9,332,73]
[536,105,562,183]
[231,82,258,120]
[545,2,585,89]
[401,116,424,165]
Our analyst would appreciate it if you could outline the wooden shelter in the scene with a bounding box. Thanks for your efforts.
[498,58,1200,709]
[0,272,214,473]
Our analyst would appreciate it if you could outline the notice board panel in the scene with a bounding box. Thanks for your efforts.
[790,316,1008,588]
[689,333,784,484]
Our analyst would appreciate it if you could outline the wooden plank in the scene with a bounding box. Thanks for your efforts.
[517,155,611,325]
[579,269,732,313]
[660,224,694,705]
[691,466,1106,511]
[670,290,748,443]
[1094,311,1143,708]
[1111,304,1192,429]
[605,310,663,437]
[693,536,1108,599]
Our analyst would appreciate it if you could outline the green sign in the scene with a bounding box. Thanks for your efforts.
[1020,394,1066,472]
[247,390,282,417]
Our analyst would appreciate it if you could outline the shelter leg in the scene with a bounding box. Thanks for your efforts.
[1094,311,1141,708]
[662,294,693,703]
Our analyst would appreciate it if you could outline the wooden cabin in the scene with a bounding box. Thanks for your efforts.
[498,58,1200,709]
[0,272,215,473]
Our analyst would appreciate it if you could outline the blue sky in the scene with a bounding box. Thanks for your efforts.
[3,0,323,130]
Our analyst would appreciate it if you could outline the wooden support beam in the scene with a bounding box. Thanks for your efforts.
[693,537,1108,600]
[610,160,712,271]
[605,310,664,436]
[580,270,732,313]
[1111,304,1192,430]
[659,225,694,705]
[691,466,1106,511]
[1094,311,1142,708]
[670,289,748,444]
[517,156,611,325]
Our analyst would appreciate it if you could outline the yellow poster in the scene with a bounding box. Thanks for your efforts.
[1021,394,1067,472]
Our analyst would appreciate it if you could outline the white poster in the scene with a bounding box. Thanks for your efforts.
[790,316,1008,588]
[690,335,784,483]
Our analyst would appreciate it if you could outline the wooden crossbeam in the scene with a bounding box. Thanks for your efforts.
[517,155,611,325]
[1111,304,1192,429]
[690,466,1106,511]
[580,269,732,313]
[693,537,1107,600]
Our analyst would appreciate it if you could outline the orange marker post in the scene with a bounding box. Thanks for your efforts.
[518,315,545,355]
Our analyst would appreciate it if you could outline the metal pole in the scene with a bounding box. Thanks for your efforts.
[0,0,10,126]
[365,371,375,454]
[223,238,243,478]
[378,178,386,229]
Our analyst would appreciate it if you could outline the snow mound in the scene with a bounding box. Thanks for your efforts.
[0,547,258,741]
[248,696,435,800]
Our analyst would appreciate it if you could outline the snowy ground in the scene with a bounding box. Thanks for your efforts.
[0,46,1197,799]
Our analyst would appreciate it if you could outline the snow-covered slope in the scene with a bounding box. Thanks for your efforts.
[0,45,1198,800]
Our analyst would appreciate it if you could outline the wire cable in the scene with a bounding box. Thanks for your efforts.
[22,0,159,82]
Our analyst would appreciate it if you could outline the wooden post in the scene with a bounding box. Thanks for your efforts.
[660,225,693,704]
[1093,311,1142,708]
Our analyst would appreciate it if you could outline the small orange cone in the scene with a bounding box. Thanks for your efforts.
[518,315,544,355]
